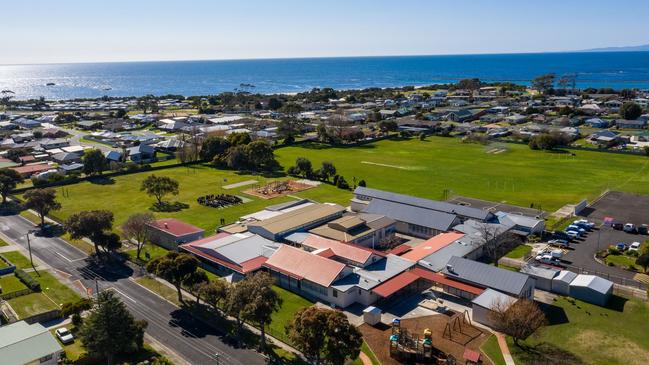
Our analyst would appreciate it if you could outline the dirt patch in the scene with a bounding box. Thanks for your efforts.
[359,314,492,365]
[242,180,315,199]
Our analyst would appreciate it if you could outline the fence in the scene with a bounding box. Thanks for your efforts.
[0,288,32,301]
[562,263,648,291]
[23,309,61,324]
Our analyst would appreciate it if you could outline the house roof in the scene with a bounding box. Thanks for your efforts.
[264,245,347,287]
[410,267,484,295]
[248,203,345,236]
[355,186,491,221]
[148,218,204,237]
[371,271,420,298]
[363,199,458,231]
[401,232,465,262]
[182,233,279,274]
[471,288,517,310]
[301,234,373,265]
[0,321,61,365]
[442,256,532,296]
[570,274,613,294]
[11,163,52,175]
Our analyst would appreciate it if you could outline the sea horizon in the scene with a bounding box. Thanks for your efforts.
[3,51,649,100]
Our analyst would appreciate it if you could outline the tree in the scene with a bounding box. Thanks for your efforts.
[0,169,24,204]
[225,278,252,341]
[140,175,179,205]
[146,252,201,303]
[294,157,313,177]
[78,290,147,365]
[279,102,303,116]
[488,299,546,346]
[277,117,305,142]
[240,272,282,352]
[23,188,61,227]
[0,90,15,109]
[319,161,336,182]
[532,73,556,94]
[225,145,249,170]
[199,136,230,162]
[620,102,642,120]
[136,95,158,114]
[121,212,155,260]
[267,97,283,110]
[476,222,518,262]
[357,179,366,187]
[82,149,108,176]
[199,279,229,314]
[245,140,277,171]
[636,253,649,273]
[378,120,398,133]
[227,132,252,146]
[287,306,362,365]
[65,210,116,257]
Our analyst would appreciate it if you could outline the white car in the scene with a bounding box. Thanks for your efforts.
[536,254,561,265]
[629,242,641,252]
[55,327,74,344]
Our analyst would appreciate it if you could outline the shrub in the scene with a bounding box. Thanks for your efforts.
[608,247,620,255]
[71,313,83,327]
[14,269,41,291]
[336,176,350,190]
[61,297,93,317]
[357,179,366,187]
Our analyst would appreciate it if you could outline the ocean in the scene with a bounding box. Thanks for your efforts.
[2,52,649,100]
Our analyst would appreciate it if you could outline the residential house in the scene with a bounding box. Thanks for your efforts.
[615,119,646,129]
[146,218,205,250]
[11,118,41,129]
[589,130,620,147]
[0,321,63,365]
[584,118,609,128]
[127,144,156,162]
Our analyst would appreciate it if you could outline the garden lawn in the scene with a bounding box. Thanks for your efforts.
[124,244,169,264]
[605,254,640,271]
[1,250,35,269]
[509,295,649,365]
[30,271,81,306]
[34,164,350,232]
[0,237,8,246]
[135,277,182,306]
[266,285,313,344]
[504,244,532,259]
[0,275,29,295]
[480,335,506,365]
[275,137,649,211]
[7,292,58,319]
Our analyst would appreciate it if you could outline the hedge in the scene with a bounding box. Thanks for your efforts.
[14,269,41,291]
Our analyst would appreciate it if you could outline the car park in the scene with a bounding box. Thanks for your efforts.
[55,327,74,344]
[553,231,572,241]
[548,239,570,248]
[629,242,641,251]
[612,222,624,230]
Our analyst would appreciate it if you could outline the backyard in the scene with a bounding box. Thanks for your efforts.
[275,137,649,212]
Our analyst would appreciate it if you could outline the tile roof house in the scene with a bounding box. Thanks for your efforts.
[264,244,351,288]
[146,218,205,250]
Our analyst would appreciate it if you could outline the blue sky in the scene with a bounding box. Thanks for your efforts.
[2,0,649,64]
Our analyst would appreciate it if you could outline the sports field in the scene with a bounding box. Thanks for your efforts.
[36,164,350,232]
[275,137,649,212]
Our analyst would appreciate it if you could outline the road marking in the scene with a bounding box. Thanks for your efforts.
[109,287,137,303]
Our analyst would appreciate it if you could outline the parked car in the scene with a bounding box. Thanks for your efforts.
[536,254,561,265]
[554,231,572,241]
[549,239,570,248]
[612,222,624,230]
[550,249,563,259]
[565,230,580,239]
[629,242,641,252]
[55,327,74,344]
[624,223,636,233]
[573,219,595,230]
[638,225,648,235]
[615,242,627,251]
[566,225,586,235]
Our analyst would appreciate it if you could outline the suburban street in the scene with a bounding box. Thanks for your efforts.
[0,214,267,365]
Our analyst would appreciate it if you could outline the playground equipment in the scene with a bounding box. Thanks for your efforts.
[442,310,472,341]
[389,318,449,363]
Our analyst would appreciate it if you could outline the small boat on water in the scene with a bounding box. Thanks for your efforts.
[46,82,55,86]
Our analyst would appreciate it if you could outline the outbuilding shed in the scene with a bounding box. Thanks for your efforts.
[551,270,577,295]
[520,264,560,292]
[569,274,613,306]
[471,288,518,328]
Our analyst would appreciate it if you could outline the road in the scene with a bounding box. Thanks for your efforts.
[0,214,267,365]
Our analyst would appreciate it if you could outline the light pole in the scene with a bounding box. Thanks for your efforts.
[26,229,38,273]
[213,352,220,365]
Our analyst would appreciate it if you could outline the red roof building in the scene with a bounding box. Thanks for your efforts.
[146,218,205,250]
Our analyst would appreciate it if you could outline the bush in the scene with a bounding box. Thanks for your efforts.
[14,269,41,291]
[357,179,366,187]
[336,176,350,190]
[608,247,621,256]
[61,297,93,317]
[71,313,83,327]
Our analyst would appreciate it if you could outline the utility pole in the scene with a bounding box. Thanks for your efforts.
[26,230,37,273]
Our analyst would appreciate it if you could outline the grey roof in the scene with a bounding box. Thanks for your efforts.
[284,232,310,244]
[0,321,62,365]
[442,256,532,296]
[266,199,311,212]
[472,288,517,310]
[362,199,458,231]
[570,274,613,294]
[332,254,414,292]
[354,187,492,221]
[520,264,560,280]
[554,270,578,284]
[192,233,280,265]
[417,238,479,272]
